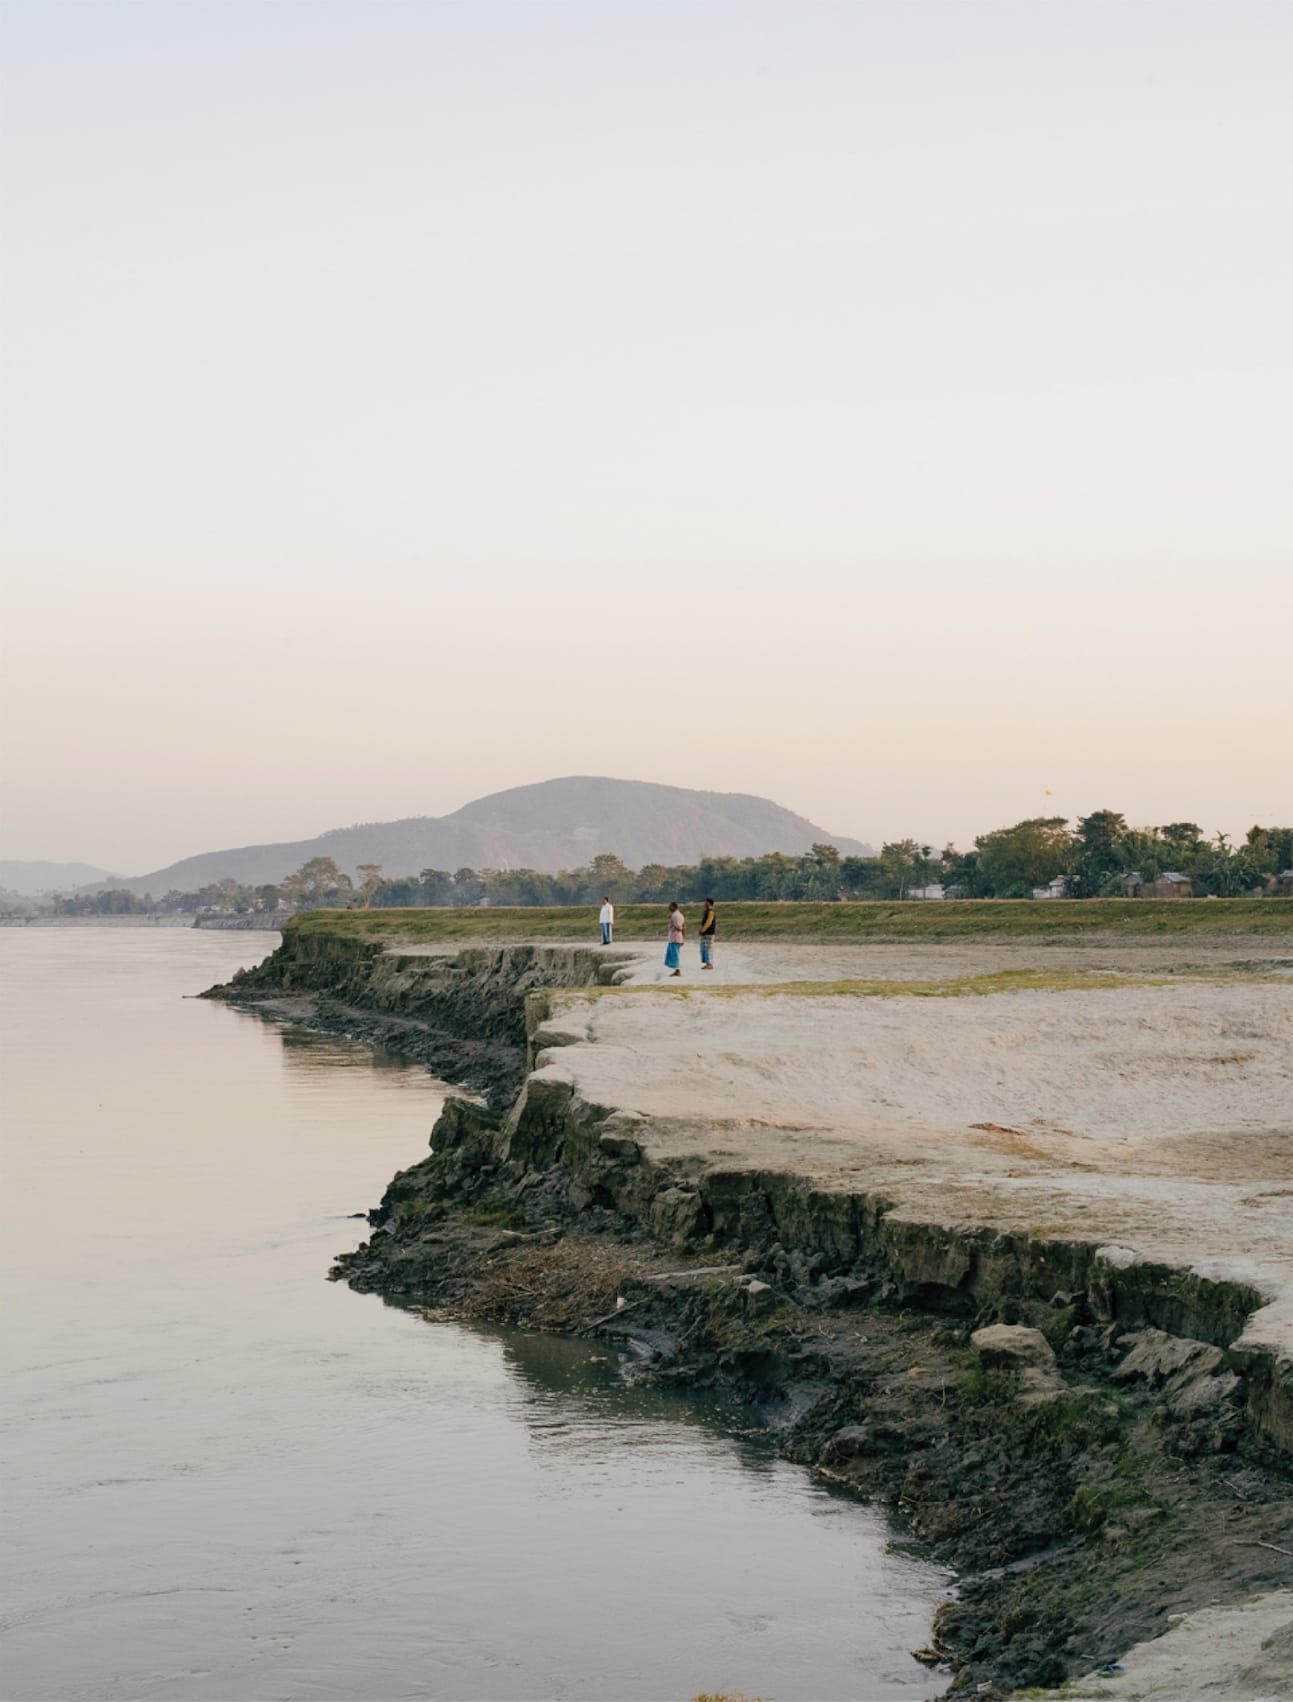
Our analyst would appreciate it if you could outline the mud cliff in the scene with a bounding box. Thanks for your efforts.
[204,928,635,1102]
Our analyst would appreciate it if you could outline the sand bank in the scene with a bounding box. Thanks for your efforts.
[531,949,1293,1377]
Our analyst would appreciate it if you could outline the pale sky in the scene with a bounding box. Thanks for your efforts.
[2,0,1290,875]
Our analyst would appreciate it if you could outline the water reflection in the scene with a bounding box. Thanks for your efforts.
[492,1325,784,1474]
[1,931,947,1701]
[276,1022,422,1072]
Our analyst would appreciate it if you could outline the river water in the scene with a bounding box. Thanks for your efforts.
[0,930,948,1701]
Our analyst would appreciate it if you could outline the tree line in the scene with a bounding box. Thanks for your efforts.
[51,856,385,916]
[52,815,1293,915]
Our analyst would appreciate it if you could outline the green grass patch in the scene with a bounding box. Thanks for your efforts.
[463,1204,529,1231]
[956,1365,1021,1404]
[1036,1392,1125,1450]
[578,965,1285,1003]
[286,896,1290,946]
[391,1197,427,1224]
[1041,1306,1079,1352]
[580,967,1184,1002]
[1068,1479,1153,1530]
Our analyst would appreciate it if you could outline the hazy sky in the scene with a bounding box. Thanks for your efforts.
[3,0,1289,874]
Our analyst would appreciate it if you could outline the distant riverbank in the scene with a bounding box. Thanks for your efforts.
[192,912,291,931]
[0,913,198,928]
[1,913,288,931]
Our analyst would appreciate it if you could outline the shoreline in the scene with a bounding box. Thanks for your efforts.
[0,913,199,927]
[206,916,1293,1700]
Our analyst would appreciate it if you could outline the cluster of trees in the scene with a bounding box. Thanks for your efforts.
[51,818,1293,916]
[54,881,287,916]
[369,848,860,908]
[1060,815,1291,899]
[53,856,384,917]
[896,814,1293,900]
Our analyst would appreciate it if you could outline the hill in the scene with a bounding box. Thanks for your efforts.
[108,777,872,895]
[0,860,115,896]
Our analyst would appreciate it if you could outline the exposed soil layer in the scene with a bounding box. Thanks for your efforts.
[207,926,1293,1700]
[203,937,637,1103]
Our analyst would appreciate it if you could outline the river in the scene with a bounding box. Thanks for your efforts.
[0,930,948,1700]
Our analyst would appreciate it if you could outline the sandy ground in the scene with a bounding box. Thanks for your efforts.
[615,933,1293,984]
[523,939,1293,1375]
[1040,1589,1293,1700]
[403,931,1293,985]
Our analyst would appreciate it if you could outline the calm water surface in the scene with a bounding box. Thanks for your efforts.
[0,931,948,1701]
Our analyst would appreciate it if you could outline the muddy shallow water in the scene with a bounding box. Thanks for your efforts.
[0,930,948,1701]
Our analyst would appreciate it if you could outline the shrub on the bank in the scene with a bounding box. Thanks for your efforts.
[1041,1306,1079,1352]
[1034,1391,1125,1450]
[1068,1479,1153,1530]
[956,1364,1019,1404]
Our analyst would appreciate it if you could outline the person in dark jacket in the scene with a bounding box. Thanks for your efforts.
[698,898,716,970]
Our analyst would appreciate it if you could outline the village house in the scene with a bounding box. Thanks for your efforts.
[1031,876,1069,900]
[1123,871,1193,899]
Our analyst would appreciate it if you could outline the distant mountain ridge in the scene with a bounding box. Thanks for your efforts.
[0,860,115,896]
[102,777,873,895]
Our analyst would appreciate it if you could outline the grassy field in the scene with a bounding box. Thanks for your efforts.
[286,897,1291,945]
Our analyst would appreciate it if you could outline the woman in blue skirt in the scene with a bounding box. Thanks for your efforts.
[664,901,685,976]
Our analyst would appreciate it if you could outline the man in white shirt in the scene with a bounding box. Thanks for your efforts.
[599,898,614,945]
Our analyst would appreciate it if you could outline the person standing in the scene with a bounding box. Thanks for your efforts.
[698,898,716,969]
[664,901,685,976]
[599,896,614,945]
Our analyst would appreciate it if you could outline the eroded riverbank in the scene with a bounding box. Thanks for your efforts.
[207,917,1293,1700]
